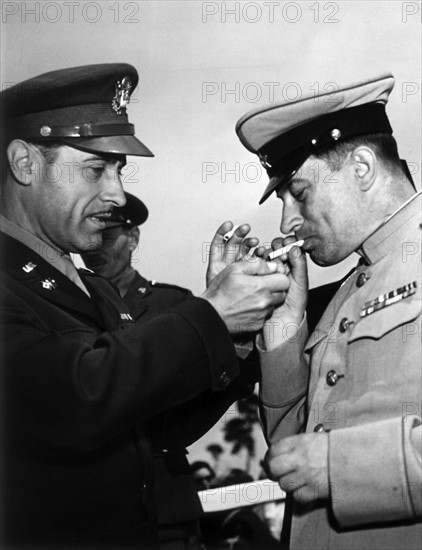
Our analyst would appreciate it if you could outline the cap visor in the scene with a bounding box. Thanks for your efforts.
[259,149,312,204]
[60,135,154,157]
[259,175,286,204]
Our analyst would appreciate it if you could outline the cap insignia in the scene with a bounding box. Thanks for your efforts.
[112,76,132,115]
[259,153,272,170]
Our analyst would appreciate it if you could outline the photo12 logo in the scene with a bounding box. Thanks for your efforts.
[2,1,141,24]
[202,2,340,24]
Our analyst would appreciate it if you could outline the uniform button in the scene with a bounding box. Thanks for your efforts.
[326,370,339,386]
[339,317,354,333]
[356,273,369,287]
[219,371,230,386]
[138,287,147,294]
[314,423,325,433]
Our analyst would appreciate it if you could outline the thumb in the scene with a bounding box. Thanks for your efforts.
[288,245,308,288]
[237,257,278,276]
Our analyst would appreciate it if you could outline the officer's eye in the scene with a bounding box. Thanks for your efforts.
[84,164,106,181]
[291,188,306,201]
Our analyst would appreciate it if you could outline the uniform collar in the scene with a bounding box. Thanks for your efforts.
[0,215,90,295]
[358,191,421,265]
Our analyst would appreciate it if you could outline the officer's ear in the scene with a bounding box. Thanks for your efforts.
[128,226,140,251]
[351,146,377,191]
[7,140,41,186]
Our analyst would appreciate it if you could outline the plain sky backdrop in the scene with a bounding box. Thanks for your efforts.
[2,0,421,474]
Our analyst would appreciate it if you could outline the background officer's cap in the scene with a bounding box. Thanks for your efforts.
[236,73,395,204]
[2,63,154,157]
[107,192,149,228]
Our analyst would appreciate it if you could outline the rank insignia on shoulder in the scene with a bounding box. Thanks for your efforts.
[360,281,417,318]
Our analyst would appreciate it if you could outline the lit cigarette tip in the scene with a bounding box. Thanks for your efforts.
[268,240,305,260]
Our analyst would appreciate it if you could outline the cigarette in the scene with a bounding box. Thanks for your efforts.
[223,225,240,243]
[267,240,305,261]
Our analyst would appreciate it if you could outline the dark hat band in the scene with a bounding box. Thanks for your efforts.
[6,122,135,139]
[260,102,392,178]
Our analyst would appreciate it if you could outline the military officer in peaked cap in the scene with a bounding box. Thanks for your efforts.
[0,64,290,548]
[236,74,421,549]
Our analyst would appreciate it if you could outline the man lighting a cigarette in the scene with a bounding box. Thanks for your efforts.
[236,74,421,549]
[81,193,262,550]
[0,63,289,549]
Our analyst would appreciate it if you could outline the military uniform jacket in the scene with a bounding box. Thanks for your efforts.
[122,272,258,528]
[260,193,422,550]
[0,233,240,547]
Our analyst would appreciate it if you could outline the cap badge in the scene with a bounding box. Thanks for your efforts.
[112,76,132,115]
[259,153,272,170]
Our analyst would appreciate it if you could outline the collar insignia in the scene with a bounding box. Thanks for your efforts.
[112,76,132,115]
[41,278,57,291]
[22,261,37,273]
[360,281,417,318]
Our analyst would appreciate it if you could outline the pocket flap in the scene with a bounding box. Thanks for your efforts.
[348,297,421,342]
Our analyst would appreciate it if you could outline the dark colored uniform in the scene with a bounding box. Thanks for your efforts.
[122,271,258,548]
[0,234,251,549]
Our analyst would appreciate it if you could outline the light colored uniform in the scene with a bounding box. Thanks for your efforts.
[260,192,422,550]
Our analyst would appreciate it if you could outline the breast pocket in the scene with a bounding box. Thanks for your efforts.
[348,297,421,342]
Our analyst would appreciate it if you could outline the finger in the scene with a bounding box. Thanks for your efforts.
[224,223,251,244]
[266,452,298,480]
[278,473,307,495]
[259,273,291,293]
[236,258,291,292]
[208,222,234,263]
[292,485,319,505]
[254,246,267,258]
[282,235,298,246]
[271,237,284,250]
[270,291,287,307]
[288,244,308,287]
[268,435,298,458]
[238,236,259,259]
[212,221,235,246]
[237,257,276,275]
[263,247,275,261]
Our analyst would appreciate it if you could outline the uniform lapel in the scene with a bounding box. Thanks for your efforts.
[1,232,103,326]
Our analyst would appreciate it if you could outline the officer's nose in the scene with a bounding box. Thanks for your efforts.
[102,166,126,208]
[280,196,304,236]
